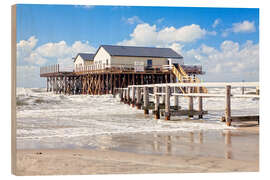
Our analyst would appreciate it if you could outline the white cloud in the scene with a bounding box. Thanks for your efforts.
[168,43,184,54]
[182,40,259,81]
[157,18,165,24]
[212,18,221,28]
[124,16,144,25]
[118,23,211,46]
[232,20,256,33]
[222,20,256,37]
[17,36,96,87]
[74,5,95,9]
[17,36,38,62]
[17,37,96,67]
[24,52,47,65]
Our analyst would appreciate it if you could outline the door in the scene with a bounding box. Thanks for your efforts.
[147,59,152,67]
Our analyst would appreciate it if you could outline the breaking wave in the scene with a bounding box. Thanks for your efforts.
[16,87,259,149]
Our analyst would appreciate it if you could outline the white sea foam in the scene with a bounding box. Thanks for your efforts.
[16,87,259,149]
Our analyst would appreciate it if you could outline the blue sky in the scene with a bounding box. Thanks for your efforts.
[16,4,259,87]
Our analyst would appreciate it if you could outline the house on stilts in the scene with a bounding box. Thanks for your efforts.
[40,45,206,95]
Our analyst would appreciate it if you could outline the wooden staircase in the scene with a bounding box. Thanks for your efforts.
[172,64,208,94]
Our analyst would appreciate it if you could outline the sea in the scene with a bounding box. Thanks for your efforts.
[16,87,259,159]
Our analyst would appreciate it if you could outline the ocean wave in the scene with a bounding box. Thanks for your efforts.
[16,87,259,149]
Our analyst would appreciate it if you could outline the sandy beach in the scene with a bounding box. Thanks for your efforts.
[16,125,259,175]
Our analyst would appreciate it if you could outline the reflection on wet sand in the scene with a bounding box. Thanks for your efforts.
[104,130,258,162]
[223,130,232,159]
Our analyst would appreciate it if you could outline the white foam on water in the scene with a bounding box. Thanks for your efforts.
[16,87,259,149]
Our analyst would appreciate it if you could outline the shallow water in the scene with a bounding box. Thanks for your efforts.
[16,87,259,161]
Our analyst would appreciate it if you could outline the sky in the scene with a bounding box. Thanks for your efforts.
[16,4,259,87]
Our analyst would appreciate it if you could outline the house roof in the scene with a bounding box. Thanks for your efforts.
[74,53,95,62]
[99,45,183,59]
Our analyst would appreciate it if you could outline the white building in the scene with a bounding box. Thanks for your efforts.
[93,45,184,67]
[73,53,95,69]
[73,45,184,69]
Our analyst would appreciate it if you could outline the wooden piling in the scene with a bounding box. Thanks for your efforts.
[188,87,194,118]
[127,87,131,105]
[136,87,141,109]
[256,87,259,95]
[154,86,160,119]
[174,87,179,109]
[198,87,203,119]
[143,86,149,115]
[161,87,165,104]
[225,85,232,126]
[165,86,170,120]
[241,86,245,95]
[120,89,124,102]
[46,77,49,92]
[131,86,135,107]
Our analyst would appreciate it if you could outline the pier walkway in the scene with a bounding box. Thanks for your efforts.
[116,82,259,126]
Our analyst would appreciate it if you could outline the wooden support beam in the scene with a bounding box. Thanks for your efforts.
[241,86,245,95]
[161,87,165,104]
[154,86,160,119]
[198,87,203,119]
[131,86,135,107]
[46,77,49,92]
[225,85,232,126]
[113,74,116,95]
[110,73,113,94]
[167,110,207,117]
[173,87,179,110]
[221,115,259,123]
[120,89,124,102]
[256,87,259,95]
[127,87,131,105]
[188,87,194,118]
[106,73,109,94]
[136,87,141,109]
[143,86,149,114]
[165,86,170,120]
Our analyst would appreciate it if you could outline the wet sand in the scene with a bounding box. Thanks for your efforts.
[16,124,259,175]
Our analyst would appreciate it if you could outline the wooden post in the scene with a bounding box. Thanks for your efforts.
[161,87,165,104]
[127,87,131,105]
[165,86,170,120]
[136,87,141,109]
[188,87,194,118]
[154,86,160,119]
[241,86,245,95]
[143,86,149,114]
[198,87,203,119]
[256,87,259,95]
[120,89,124,102]
[225,85,232,126]
[174,87,178,109]
[131,86,135,107]
[46,77,49,92]
[124,89,127,104]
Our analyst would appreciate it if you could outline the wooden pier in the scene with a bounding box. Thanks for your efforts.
[116,82,259,126]
[40,63,204,95]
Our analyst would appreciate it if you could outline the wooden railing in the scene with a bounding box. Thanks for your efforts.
[171,64,208,93]
[74,63,174,73]
[40,64,59,75]
[40,64,74,75]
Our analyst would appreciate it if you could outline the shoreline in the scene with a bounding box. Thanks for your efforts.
[16,124,259,175]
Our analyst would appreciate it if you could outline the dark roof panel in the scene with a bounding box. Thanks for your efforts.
[76,53,95,61]
[100,45,183,58]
